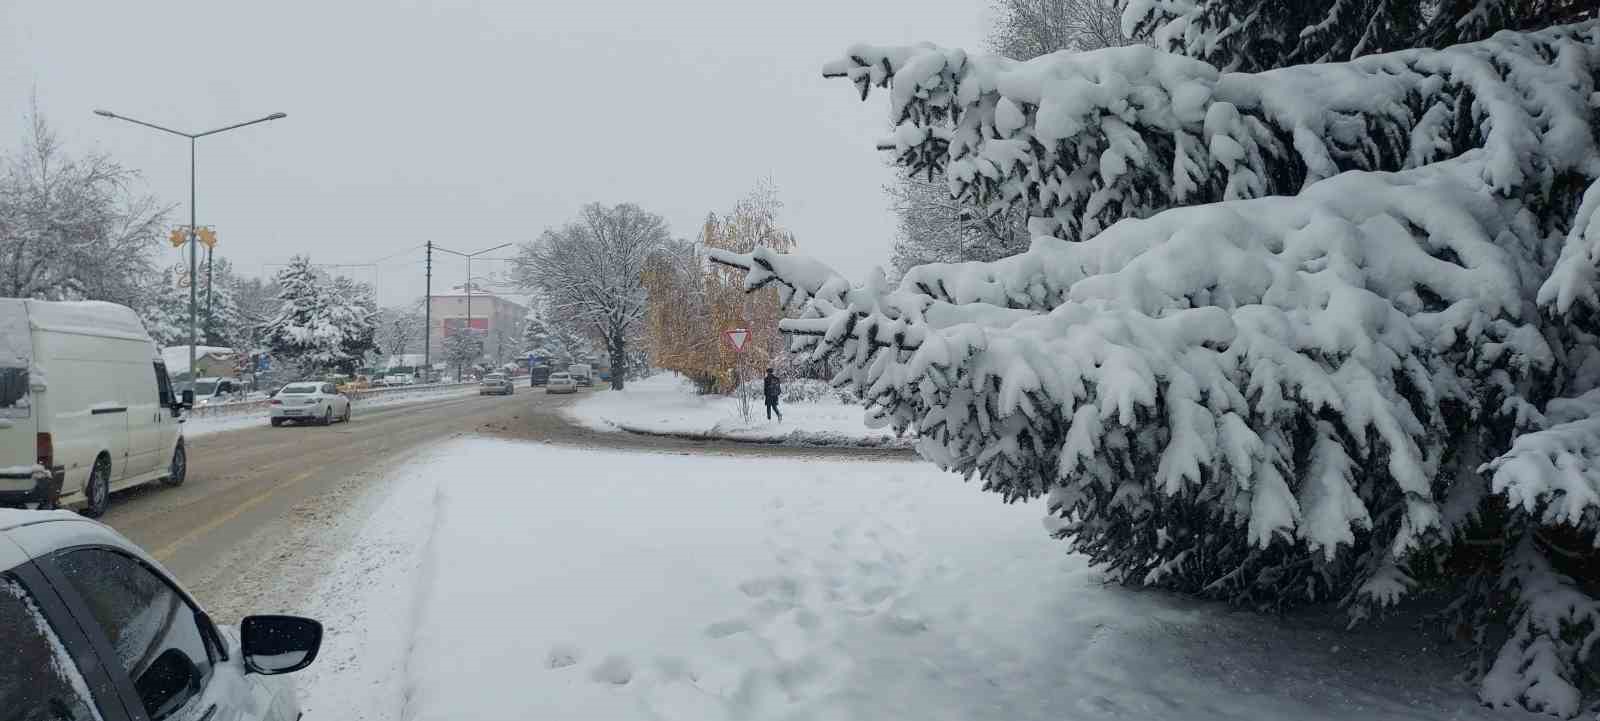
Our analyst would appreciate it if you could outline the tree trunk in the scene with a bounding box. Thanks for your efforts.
[609,332,627,391]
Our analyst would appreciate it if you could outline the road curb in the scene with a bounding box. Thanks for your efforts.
[603,421,917,451]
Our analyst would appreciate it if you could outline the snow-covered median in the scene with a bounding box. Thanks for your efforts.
[297,438,1498,721]
[568,374,911,447]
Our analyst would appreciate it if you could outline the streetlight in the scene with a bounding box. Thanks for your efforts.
[434,243,512,380]
[93,108,286,388]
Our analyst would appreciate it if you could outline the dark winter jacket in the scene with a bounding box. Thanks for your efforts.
[763,375,781,401]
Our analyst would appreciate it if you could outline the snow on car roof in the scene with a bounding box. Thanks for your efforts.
[9,299,152,343]
[0,508,84,533]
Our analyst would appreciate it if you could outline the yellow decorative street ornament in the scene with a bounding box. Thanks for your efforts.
[196,227,217,249]
[168,228,188,247]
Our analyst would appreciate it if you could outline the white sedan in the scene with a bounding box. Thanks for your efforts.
[1,508,322,721]
[546,372,578,394]
[270,381,353,426]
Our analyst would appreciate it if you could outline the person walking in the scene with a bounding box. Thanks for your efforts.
[763,368,783,422]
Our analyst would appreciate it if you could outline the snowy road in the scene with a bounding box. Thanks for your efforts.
[99,384,911,622]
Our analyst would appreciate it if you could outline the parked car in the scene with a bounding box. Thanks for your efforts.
[190,376,245,407]
[0,508,322,721]
[383,373,415,386]
[337,375,372,394]
[0,300,190,518]
[546,372,578,394]
[269,382,352,427]
[479,373,514,396]
[568,364,593,387]
[529,364,550,387]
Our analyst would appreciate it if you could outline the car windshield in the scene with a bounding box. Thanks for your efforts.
[192,381,218,395]
[280,384,319,395]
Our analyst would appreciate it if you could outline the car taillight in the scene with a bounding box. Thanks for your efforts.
[270,399,282,405]
[36,433,52,469]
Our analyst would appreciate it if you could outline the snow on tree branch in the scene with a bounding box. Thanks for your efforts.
[822,21,1600,243]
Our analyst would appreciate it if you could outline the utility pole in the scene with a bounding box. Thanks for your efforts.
[424,241,433,381]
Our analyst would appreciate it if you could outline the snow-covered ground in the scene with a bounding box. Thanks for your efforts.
[297,438,1503,721]
[569,374,911,447]
[183,385,480,438]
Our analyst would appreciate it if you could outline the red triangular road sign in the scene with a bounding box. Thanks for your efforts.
[724,328,751,352]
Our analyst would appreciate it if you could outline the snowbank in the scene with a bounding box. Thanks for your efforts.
[297,439,1508,721]
[568,374,911,448]
[182,385,479,438]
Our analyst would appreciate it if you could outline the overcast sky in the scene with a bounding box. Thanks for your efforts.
[0,0,986,307]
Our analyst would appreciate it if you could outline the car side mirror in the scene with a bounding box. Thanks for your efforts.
[180,389,194,408]
[241,615,323,675]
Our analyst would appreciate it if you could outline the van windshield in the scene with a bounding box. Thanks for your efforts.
[192,381,218,396]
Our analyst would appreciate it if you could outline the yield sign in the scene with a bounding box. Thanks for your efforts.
[724,327,751,353]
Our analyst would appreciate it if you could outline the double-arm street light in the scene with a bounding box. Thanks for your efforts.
[433,243,513,380]
[93,108,286,386]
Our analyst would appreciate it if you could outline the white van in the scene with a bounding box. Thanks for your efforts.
[568,363,593,387]
[0,300,190,517]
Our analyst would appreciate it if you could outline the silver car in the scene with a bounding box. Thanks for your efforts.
[479,373,514,396]
[269,382,352,426]
[546,371,578,394]
[0,508,322,721]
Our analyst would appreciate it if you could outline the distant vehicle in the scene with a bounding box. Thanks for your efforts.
[546,372,578,394]
[0,300,190,518]
[568,364,593,387]
[269,382,352,427]
[337,376,371,394]
[191,376,245,407]
[529,365,550,387]
[479,373,514,396]
[384,373,415,386]
[0,508,323,721]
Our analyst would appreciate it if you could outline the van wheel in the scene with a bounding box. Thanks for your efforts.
[82,456,111,518]
[163,442,187,487]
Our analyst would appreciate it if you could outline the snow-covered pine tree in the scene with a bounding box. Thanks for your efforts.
[260,257,376,375]
[198,257,246,348]
[1124,0,1593,72]
[715,20,1600,715]
[139,264,193,348]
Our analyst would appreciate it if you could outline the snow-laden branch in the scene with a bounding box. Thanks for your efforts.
[823,21,1600,243]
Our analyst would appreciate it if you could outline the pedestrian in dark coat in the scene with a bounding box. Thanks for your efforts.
[763,368,783,421]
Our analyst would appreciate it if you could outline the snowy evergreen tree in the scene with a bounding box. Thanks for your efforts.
[260,256,376,375]
[139,264,192,348]
[716,19,1600,714]
[197,257,246,348]
[1125,0,1593,72]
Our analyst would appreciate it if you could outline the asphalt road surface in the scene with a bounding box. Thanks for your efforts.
[95,385,912,619]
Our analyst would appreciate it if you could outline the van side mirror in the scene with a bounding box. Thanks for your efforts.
[180,390,194,408]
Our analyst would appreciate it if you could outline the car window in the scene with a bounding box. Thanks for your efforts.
[191,381,217,396]
[53,549,213,720]
[0,574,102,721]
[322,384,337,395]
[280,384,317,395]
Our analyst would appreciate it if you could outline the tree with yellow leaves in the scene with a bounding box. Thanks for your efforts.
[644,180,796,394]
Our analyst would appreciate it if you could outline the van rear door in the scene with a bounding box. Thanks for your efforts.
[0,301,41,497]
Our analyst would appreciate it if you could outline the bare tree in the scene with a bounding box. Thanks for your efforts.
[987,0,1130,60]
[514,203,670,390]
[375,305,423,359]
[886,170,1031,276]
[0,101,167,306]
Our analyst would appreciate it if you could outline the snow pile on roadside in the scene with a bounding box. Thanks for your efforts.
[298,438,1505,721]
[568,374,909,448]
[182,385,480,438]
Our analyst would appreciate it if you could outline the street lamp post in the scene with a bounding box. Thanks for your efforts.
[434,243,511,380]
[93,109,286,388]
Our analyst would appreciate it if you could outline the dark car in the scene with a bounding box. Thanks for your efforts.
[529,365,550,386]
